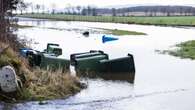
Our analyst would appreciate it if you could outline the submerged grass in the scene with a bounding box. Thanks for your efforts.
[101,28,146,35]
[11,24,34,29]
[162,40,195,59]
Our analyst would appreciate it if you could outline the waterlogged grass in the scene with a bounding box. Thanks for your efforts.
[12,20,146,36]
[11,24,34,29]
[164,40,195,59]
[38,26,146,35]
[101,28,146,35]
[18,14,195,26]
[16,25,34,29]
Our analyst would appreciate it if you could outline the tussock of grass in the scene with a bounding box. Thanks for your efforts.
[23,68,83,101]
[163,40,195,59]
[0,43,25,73]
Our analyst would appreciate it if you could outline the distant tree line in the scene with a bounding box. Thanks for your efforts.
[63,5,195,17]
[75,5,195,17]
[19,3,195,17]
[97,6,195,16]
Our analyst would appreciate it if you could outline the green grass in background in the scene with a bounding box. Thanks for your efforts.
[18,14,195,26]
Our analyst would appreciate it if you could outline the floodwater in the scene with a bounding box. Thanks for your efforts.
[3,17,195,110]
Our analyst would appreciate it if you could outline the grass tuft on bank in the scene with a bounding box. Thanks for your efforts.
[162,40,195,59]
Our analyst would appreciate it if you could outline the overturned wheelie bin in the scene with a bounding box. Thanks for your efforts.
[20,43,70,71]
[71,51,135,83]
[39,54,70,71]
[71,50,109,72]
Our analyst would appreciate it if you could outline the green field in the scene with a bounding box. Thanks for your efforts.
[18,14,195,26]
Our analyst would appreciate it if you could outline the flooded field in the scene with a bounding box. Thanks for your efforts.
[2,17,195,110]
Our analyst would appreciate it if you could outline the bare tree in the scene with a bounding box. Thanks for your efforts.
[41,5,45,14]
[87,6,92,15]
[92,8,97,16]
[71,7,76,15]
[81,7,87,16]
[51,3,56,14]
[29,3,34,14]
[76,6,81,15]
[112,8,116,16]
[35,4,40,14]
[17,1,27,14]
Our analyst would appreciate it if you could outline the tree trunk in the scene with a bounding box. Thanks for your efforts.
[0,0,6,34]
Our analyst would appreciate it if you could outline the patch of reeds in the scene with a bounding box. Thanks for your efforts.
[22,68,83,101]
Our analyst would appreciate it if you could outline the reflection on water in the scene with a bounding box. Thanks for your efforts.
[8,17,195,110]
[77,72,135,83]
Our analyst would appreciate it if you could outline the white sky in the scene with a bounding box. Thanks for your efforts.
[25,0,195,8]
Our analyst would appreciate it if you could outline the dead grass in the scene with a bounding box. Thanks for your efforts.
[0,43,25,73]
[22,68,83,100]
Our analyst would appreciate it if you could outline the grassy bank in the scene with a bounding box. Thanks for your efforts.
[163,40,195,59]
[0,43,85,102]
[18,14,195,26]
